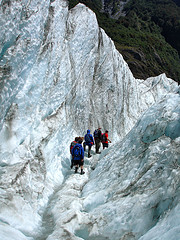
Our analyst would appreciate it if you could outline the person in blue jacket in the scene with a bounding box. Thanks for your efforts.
[83,129,94,158]
[71,138,85,175]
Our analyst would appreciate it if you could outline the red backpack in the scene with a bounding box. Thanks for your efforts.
[70,141,77,153]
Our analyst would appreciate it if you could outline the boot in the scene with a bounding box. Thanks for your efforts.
[75,167,78,173]
[81,169,85,175]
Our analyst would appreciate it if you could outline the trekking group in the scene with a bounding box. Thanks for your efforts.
[70,127,111,175]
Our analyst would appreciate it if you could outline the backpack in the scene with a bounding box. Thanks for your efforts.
[94,129,99,138]
[102,133,107,142]
[85,134,91,143]
[73,145,81,157]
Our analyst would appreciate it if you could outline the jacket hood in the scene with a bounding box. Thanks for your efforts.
[87,129,90,134]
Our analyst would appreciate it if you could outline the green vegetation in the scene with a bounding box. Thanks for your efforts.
[68,0,180,83]
[68,0,79,9]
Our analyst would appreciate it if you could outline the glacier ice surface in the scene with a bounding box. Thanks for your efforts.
[0,0,179,239]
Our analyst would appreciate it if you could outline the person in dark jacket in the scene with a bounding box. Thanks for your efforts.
[83,129,94,158]
[93,127,102,154]
[70,137,79,169]
[71,138,85,175]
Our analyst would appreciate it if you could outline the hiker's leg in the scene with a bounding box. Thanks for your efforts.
[83,142,86,151]
[71,156,74,169]
[80,160,85,175]
[103,143,108,149]
[97,139,101,153]
[75,165,78,173]
[95,139,98,153]
[88,145,92,157]
[74,160,79,173]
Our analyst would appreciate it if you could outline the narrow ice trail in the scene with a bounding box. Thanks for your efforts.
[34,146,100,240]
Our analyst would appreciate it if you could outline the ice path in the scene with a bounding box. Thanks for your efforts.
[34,147,100,240]
[35,192,56,240]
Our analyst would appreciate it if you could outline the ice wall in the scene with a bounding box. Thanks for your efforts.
[79,92,180,240]
[0,0,177,137]
[0,0,179,239]
[45,92,180,240]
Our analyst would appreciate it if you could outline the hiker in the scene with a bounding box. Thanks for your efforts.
[70,137,79,169]
[93,127,102,154]
[102,130,111,149]
[71,138,85,175]
[83,129,94,158]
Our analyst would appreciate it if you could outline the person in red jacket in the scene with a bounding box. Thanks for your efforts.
[102,130,111,149]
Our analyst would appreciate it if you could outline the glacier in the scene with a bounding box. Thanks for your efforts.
[0,0,179,239]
